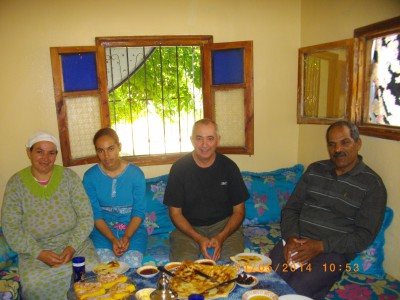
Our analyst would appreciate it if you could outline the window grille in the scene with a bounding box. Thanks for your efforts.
[106,45,203,156]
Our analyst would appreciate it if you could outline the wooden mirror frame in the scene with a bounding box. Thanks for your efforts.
[354,16,400,141]
[297,39,354,124]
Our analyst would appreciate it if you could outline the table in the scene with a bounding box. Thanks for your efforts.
[127,268,296,299]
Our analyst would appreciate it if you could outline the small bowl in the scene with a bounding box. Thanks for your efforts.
[194,258,216,266]
[242,289,279,300]
[135,288,156,300]
[137,265,159,278]
[236,274,258,288]
[165,262,182,272]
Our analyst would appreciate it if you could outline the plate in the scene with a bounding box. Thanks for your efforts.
[236,274,258,288]
[165,261,182,272]
[135,288,156,300]
[194,258,216,266]
[67,275,136,300]
[279,295,313,300]
[233,253,272,272]
[137,265,160,278]
[197,282,236,299]
[242,289,278,300]
[169,262,236,299]
[114,261,130,274]
[93,260,130,274]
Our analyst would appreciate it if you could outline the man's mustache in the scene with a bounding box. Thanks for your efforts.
[333,152,346,158]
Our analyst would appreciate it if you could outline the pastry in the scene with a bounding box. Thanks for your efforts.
[94,260,120,275]
[74,282,106,300]
[108,282,136,299]
[97,273,128,290]
[169,260,236,299]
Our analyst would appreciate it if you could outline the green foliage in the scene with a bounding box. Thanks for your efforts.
[109,46,202,124]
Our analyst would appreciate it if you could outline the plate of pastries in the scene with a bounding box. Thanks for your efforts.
[167,260,237,299]
[67,273,136,300]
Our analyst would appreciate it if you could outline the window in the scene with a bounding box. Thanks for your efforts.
[354,17,400,141]
[50,36,254,166]
[297,16,400,141]
[297,39,354,124]
[105,45,203,157]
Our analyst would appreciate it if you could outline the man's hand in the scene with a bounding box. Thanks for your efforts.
[208,236,223,261]
[198,236,213,259]
[285,237,324,264]
[37,250,64,267]
[205,203,245,261]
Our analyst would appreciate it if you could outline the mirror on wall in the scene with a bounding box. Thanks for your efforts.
[297,39,354,124]
[354,16,400,141]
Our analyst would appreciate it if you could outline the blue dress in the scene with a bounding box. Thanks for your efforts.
[83,163,147,254]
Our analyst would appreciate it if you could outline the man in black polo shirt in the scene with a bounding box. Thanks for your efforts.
[163,118,249,262]
[270,121,387,300]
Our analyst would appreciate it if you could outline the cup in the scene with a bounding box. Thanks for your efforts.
[72,256,86,283]
[206,247,214,257]
[188,294,204,300]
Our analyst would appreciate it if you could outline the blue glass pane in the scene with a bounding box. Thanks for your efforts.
[61,53,98,92]
[212,48,244,85]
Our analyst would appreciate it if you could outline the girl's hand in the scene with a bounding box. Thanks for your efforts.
[111,237,124,257]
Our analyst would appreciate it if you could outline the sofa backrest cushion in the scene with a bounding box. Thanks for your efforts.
[144,175,175,236]
[350,206,393,278]
[0,228,18,269]
[241,164,304,225]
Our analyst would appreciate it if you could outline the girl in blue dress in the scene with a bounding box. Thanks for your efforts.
[83,128,147,267]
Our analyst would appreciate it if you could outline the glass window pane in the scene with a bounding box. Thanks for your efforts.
[212,48,244,85]
[62,53,98,92]
[215,88,245,146]
[65,95,101,158]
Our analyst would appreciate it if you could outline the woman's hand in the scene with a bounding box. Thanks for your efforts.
[37,250,64,267]
[59,246,76,265]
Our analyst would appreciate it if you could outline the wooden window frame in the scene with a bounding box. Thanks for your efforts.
[297,39,354,125]
[297,17,400,142]
[203,41,254,154]
[50,36,254,167]
[50,46,108,166]
[354,16,400,141]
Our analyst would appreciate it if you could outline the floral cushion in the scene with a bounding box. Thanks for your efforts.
[0,230,17,270]
[243,223,282,256]
[142,233,170,266]
[242,164,304,225]
[143,175,175,236]
[325,271,400,300]
[0,267,21,300]
[349,207,394,278]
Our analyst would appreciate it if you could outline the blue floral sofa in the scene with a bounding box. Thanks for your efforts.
[0,164,399,300]
[142,164,400,300]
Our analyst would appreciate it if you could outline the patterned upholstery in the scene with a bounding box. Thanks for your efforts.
[0,267,20,300]
[1,165,398,300]
[326,272,400,300]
